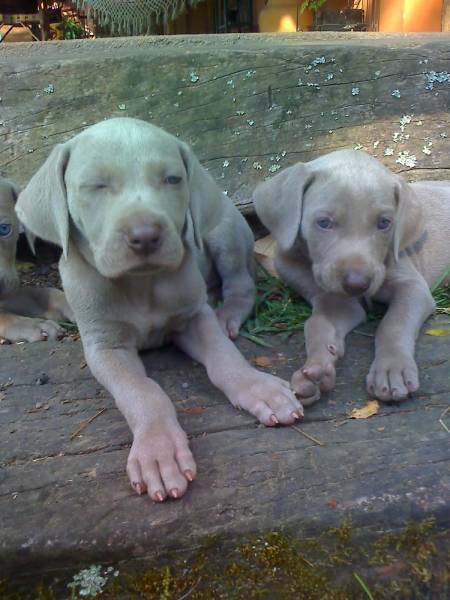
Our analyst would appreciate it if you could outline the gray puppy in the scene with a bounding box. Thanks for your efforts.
[254,150,450,404]
[16,118,303,502]
[0,176,71,342]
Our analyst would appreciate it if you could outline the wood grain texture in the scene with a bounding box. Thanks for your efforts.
[1,315,449,580]
[1,33,450,212]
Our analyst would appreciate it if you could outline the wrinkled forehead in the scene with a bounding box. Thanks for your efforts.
[0,182,16,212]
[66,123,184,181]
[308,161,398,213]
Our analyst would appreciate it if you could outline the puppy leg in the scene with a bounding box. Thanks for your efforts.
[206,208,255,339]
[291,294,366,405]
[174,304,303,425]
[367,277,434,401]
[84,345,196,502]
[0,312,65,342]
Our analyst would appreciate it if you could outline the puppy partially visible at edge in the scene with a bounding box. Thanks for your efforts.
[0,176,72,342]
[16,118,303,502]
[254,150,450,404]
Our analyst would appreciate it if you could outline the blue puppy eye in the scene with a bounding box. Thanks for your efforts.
[316,217,333,230]
[377,216,392,231]
[0,224,12,237]
[164,175,182,185]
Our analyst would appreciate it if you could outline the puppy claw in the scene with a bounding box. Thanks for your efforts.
[170,488,179,499]
[154,491,165,502]
[184,469,194,482]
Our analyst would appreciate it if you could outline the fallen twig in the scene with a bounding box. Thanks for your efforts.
[176,577,202,600]
[70,407,107,440]
[292,425,325,446]
[439,405,450,436]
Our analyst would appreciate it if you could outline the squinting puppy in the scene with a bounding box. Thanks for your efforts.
[254,149,450,404]
[0,176,72,342]
[16,118,303,502]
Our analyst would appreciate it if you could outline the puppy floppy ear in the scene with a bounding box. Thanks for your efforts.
[15,143,71,258]
[253,162,313,252]
[392,177,423,262]
[178,140,223,251]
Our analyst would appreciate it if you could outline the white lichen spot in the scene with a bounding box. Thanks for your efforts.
[305,123,312,129]
[384,147,394,156]
[399,114,412,130]
[245,70,256,78]
[173,102,179,108]
[440,132,448,138]
[373,140,380,149]
[252,161,262,170]
[422,146,432,155]
[247,119,255,126]
[416,120,423,126]
[44,84,54,94]
[118,104,126,110]
[177,90,183,96]
[396,151,417,168]
[352,87,360,96]
[223,160,230,168]
[236,110,245,116]
[328,130,334,134]
[286,109,292,115]
[391,89,401,98]
[268,164,281,173]
[241,157,248,163]
[189,72,199,83]
[298,78,303,86]
[374,70,381,77]
[326,73,334,81]
[281,150,287,157]
[354,143,363,150]
[425,70,450,90]
[392,132,402,143]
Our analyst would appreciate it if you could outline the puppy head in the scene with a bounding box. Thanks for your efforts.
[0,177,21,297]
[16,118,213,279]
[254,150,422,298]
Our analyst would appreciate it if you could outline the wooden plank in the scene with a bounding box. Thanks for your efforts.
[1,33,450,212]
[1,315,449,583]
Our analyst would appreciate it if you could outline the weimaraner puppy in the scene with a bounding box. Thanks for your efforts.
[254,149,450,405]
[0,176,71,342]
[16,117,303,502]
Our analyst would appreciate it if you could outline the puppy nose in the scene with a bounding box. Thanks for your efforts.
[342,269,371,296]
[126,225,162,255]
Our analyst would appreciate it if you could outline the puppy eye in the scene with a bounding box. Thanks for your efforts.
[164,175,182,185]
[377,216,392,231]
[0,224,12,237]
[316,217,333,230]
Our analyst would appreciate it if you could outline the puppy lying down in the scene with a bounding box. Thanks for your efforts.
[0,176,72,342]
[16,117,303,501]
[254,150,450,404]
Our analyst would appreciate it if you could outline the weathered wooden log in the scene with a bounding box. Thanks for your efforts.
[1,319,450,587]
[1,33,450,213]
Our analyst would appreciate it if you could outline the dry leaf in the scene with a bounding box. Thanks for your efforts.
[376,426,385,432]
[27,403,50,413]
[254,234,278,277]
[425,328,450,336]
[16,261,34,272]
[79,361,87,369]
[349,399,380,419]
[184,406,207,415]
[254,356,273,368]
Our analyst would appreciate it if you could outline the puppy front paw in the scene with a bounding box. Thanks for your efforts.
[127,420,196,502]
[228,370,303,426]
[5,316,66,343]
[366,353,419,401]
[291,358,336,406]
